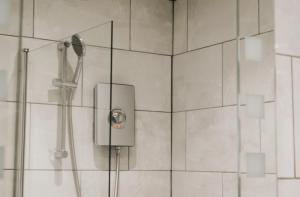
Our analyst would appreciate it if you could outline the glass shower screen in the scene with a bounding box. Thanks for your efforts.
[15,21,114,197]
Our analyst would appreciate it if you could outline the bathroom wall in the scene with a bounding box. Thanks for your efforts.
[172,0,276,197]
[276,0,300,196]
[0,0,172,197]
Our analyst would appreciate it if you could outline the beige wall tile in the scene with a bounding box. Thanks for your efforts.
[188,0,236,50]
[259,0,274,32]
[172,112,186,170]
[131,0,172,54]
[174,0,188,54]
[292,57,300,177]
[276,55,295,177]
[113,50,171,112]
[173,171,222,197]
[129,112,171,170]
[186,106,237,172]
[279,179,300,197]
[34,0,130,49]
[275,0,300,56]
[173,45,222,111]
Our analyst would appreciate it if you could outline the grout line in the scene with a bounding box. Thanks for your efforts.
[184,112,187,171]
[129,0,132,50]
[32,0,35,37]
[173,100,276,113]
[258,0,260,33]
[291,57,297,178]
[174,29,275,56]
[276,53,300,59]
[186,0,189,51]
[221,43,224,107]
[221,173,224,197]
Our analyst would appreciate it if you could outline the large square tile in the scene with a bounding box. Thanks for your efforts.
[0,170,14,197]
[259,0,274,32]
[23,170,77,197]
[0,35,21,102]
[113,50,171,112]
[34,0,130,49]
[0,0,33,36]
[275,0,300,56]
[0,102,17,169]
[82,46,111,107]
[116,171,170,197]
[173,45,222,111]
[188,0,236,50]
[131,0,172,54]
[172,112,186,170]
[129,112,171,170]
[174,0,188,54]
[173,171,222,197]
[279,179,300,197]
[27,40,82,106]
[186,106,237,172]
[276,55,294,177]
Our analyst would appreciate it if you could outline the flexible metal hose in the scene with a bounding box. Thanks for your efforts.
[114,147,121,197]
[67,91,82,197]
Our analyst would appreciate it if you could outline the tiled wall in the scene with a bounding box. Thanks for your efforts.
[0,0,172,196]
[276,0,300,195]
[172,0,276,196]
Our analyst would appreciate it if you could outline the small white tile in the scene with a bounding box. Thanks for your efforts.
[186,106,237,172]
[131,0,172,54]
[173,45,222,111]
[174,0,188,54]
[259,0,274,32]
[245,37,263,62]
[173,171,222,197]
[129,112,171,170]
[276,55,294,177]
[245,94,265,119]
[188,0,236,50]
[113,50,171,112]
[172,112,186,170]
[23,170,77,197]
[279,179,300,197]
[246,152,266,177]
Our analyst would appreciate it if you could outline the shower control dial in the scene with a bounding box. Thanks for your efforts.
[110,109,126,129]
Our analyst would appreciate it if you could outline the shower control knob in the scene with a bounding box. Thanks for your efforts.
[110,109,126,129]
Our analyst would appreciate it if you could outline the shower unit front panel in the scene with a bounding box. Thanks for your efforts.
[94,83,135,147]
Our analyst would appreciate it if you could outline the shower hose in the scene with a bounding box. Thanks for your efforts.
[114,147,121,197]
[67,91,82,197]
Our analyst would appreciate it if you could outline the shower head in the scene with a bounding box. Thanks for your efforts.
[71,34,86,57]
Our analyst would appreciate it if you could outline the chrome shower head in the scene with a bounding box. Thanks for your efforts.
[71,34,86,57]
